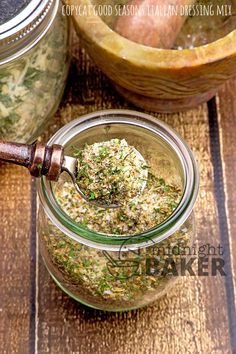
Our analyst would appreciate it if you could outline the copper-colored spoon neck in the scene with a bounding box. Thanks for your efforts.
[0,141,64,181]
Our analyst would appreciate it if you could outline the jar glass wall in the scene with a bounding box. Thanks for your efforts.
[37,110,199,311]
[0,0,70,142]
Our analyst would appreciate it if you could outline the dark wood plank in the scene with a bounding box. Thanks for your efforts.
[216,79,236,335]
[35,34,233,354]
[0,163,32,354]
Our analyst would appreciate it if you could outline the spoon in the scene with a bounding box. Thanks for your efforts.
[0,140,148,209]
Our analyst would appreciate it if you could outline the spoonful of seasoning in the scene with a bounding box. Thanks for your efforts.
[0,139,148,208]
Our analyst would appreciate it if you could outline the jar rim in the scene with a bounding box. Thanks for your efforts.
[37,109,199,251]
[0,0,59,65]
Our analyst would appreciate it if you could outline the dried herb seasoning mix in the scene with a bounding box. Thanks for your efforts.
[0,0,70,142]
[37,111,199,311]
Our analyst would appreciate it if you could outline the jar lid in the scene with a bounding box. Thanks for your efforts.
[0,0,32,25]
[0,0,59,64]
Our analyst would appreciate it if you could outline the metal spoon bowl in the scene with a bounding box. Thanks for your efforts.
[61,147,148,209]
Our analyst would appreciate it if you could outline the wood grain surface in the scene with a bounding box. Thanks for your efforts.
[0,164,32,353]
[0,34,236,354]
[217,80,236,318]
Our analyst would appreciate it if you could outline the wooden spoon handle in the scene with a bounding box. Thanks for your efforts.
[0,141,64,181]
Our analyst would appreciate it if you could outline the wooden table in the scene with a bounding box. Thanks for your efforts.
[1,34,236,354]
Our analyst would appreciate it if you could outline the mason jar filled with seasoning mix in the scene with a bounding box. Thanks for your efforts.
[0,0,70,142]
[37,110,199,311]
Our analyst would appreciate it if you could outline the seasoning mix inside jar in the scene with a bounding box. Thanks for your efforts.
[0,0,70,142]
[37,110,199,311]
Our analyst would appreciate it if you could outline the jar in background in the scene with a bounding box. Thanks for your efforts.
[0,0,70,142]
[37,110,199,311]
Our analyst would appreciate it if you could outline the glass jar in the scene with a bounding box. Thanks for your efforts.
[37,110,199,311]
[0,0,70,142]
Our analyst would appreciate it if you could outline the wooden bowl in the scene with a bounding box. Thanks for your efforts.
[69,0,236,112]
